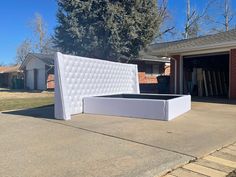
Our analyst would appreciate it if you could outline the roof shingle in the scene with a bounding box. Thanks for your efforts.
[148,29,236,56]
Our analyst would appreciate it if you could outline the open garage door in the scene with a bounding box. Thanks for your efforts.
[183,53,229,98]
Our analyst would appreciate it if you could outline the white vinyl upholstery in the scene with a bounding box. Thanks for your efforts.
[54,52,140,120]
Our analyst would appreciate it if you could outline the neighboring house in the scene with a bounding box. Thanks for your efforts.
[20,53,54,90]
[146,29,236,99]
[20,52,169,91]
[0,65,23,89]
[130,54,170,84]
[126,53,170,94]
[125,50,170,85]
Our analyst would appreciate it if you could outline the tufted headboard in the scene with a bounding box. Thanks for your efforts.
[54,52,140,120]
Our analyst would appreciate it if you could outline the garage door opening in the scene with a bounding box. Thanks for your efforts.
[183,53,229,98]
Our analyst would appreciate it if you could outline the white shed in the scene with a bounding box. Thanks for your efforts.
[20,53,54,90]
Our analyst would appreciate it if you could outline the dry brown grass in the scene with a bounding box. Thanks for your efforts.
[0,90,54,111]
[0,90,54,99]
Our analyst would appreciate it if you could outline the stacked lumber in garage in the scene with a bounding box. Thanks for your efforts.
[197,68,203,96]
[196,68,228,97]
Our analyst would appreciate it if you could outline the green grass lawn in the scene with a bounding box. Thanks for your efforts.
[0,97,54,112]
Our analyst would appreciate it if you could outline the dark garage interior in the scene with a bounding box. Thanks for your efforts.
[183,53,229,98]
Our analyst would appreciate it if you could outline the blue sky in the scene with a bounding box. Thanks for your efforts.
[0,0,57,65]
[0,0,235,65]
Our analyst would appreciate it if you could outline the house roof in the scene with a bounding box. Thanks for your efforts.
[147,29,236,56]
[0,65,21,74]
[29,53,54,65]
[138,50,170,62]
[20,53,54,70]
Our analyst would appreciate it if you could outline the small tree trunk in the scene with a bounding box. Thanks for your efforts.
[185,0,191,39]
[224,0,229,31]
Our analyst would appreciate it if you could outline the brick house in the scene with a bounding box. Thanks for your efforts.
[146,29,236,99]
[126,54,170,93]
[130,56,170,84]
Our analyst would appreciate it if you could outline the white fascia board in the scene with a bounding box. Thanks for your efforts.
[138,58,170,63]
[150,41,236,57]
[173,45,235,56]
[19,54,34,70]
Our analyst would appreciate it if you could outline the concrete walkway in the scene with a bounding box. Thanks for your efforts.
[163,142,236,177]
[0,101,236,177]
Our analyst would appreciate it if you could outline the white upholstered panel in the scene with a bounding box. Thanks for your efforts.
[54,52,140,120]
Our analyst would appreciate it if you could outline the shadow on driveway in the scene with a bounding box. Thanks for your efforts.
[2,105,55,119]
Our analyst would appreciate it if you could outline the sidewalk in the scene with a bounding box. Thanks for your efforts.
[163,142,236,177]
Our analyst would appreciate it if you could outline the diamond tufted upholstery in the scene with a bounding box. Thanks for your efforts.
[54,52,140,120]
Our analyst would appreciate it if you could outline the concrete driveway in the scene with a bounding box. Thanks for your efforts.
[0,100,236,177]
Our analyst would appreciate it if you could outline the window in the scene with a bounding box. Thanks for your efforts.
[145,64,161,75]
[153,64,160,75]
[145,64,153,74]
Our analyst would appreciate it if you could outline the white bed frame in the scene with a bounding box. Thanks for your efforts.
[83,94,191,121]
[54,52,191,121]
[54,52,140,120]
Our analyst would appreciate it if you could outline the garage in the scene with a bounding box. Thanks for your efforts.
[183,53,229,98]
[146,29,236,99]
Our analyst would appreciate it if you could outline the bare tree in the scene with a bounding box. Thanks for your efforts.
[184,0,213,38]
[30,13,54,54]
[185,0,191,38]
[155,0,175,41]
[209,0,235,32]
[15,13,55,64]
[15,39,32,64]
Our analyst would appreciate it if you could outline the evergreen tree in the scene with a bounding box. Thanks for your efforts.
[54,0,160,61]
